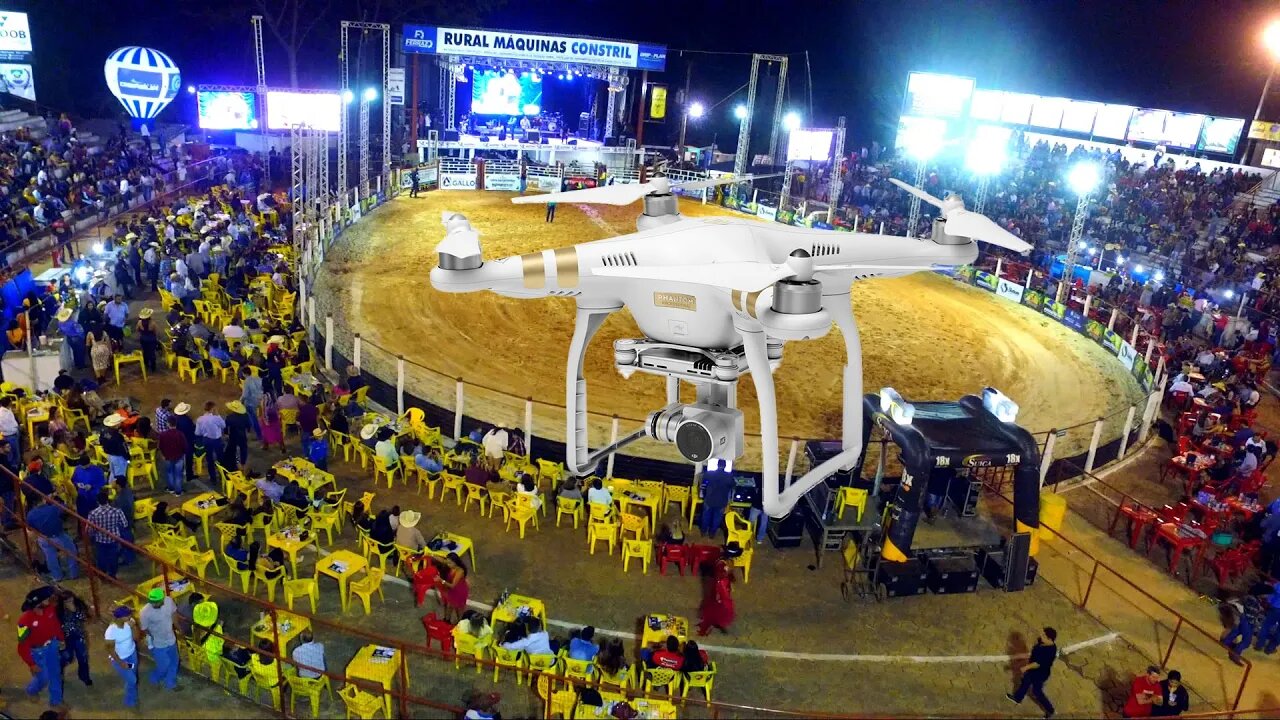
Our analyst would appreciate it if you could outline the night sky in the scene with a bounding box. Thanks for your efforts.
[10,0,1280,149]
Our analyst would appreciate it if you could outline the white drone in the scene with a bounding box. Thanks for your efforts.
[429,174,1030,517]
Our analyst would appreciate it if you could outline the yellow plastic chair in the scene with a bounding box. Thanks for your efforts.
[286,667,333,718]
[113,351,146,385]
[549,689,577,719]
[209,357,235,384]
[348,567,386,614]
[415,468,441,499]
[176,356,203,383]
[622,538,652,574]
[253,566,285,603]
[279,408,299,436]
[487,490,511,522]
[181,637,209,677]
[505,494,540,538]
[337,684,386,719]
[330,431,356,463]
[461,482,489,514]
[835,486,869,522]
[725,511,754,548]
[682,662,718,701]
[249,655,284,709]
[216,522,248,551]
[372,455,400,489]
[561,655,596,685]
[663,484,691,519]
[311,508,340,546]
[620,512,649,540]
[221,655,253,696]
[525,652,558,686]
[643,667,681,695]
[599,664,633,690]
[284,576,319,613]
[555,496,583,529]
[450,631,490,672]
[738,545,754,584]
[440,472,465,505]
[178,547,218,579]
[587,514,620,555]
[126,456,157,491]
[536,458,564,487]
[223,551,252,592]
[491,646,525,683]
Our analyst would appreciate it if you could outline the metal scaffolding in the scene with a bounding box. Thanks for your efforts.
[764,55,789,164]
[827,116,847,221]
[252,15,269,185]
[290,123,308,254]
[359,94,371,196]
[339,21,392,199]
[734,54,789,175]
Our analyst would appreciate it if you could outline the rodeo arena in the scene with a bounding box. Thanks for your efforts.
[7,9,1280,720]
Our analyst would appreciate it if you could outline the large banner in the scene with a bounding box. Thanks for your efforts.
[0,63,33,101]
[756,204,777,222]
[995,277,1024,303]
[485,174,521,191]
[387,68,405,105]
[974,270,998,292]
[399,165,438,188]
[1116,339,1138,371]
[440,172,478,190]
[0,11,32,63]
[402,25,667,71]
[528,175,562,192]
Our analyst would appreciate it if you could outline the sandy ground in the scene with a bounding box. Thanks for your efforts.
[314,193,1146,468]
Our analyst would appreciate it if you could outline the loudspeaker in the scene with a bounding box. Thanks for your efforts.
[767,508,805,549]
[526,130,541,143]
[1004,532,1032,592]
[443,129,460,142]
[876,558,927,597]
[926,555,979,594]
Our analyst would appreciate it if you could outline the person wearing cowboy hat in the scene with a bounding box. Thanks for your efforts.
[396,509,427,551]
[100,413,131,479]
[56,306,87,370]
[306,427,330,471]
[224,401,251,469]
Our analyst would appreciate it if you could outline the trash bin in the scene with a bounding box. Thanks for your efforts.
[1039,491,1067,541]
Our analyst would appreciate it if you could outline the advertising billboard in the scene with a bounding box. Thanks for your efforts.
[787,128,834,162]
[1249,120,1280,141]
[0,62,32,101]
[1162,112,1204,148]
[0,11,32,63]
[1199,116,1245,154]
[1126,108,1168,143]
[969,89,1003,122]
[1060,101,1101,134]
[999,93,1037,125]
[1093,104,1134,139]
[197,91,257,130]
[1029,97,1067,130]
[903,72,974,119]
[266,91,341,132]
[402,25,666,71]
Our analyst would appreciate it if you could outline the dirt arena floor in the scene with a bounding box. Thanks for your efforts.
[313,193,1147,468]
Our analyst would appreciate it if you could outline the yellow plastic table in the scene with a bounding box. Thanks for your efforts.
[424,532,477,572]
[268,527,315,577]
[24,404,50,449]
[613,486,661,532]
[576,693,674,719]
[251,612,311,651]
[318,550,367,612]
[275,459,335,498]
[134,575,194,611]
[490,593,547,628]
[181,492,227,547]
[640,614,689,649]
[346,644,401,717]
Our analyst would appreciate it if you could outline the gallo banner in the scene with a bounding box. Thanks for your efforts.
[387,68,405,105]
[1023,289,1046,311]
[1085,319,1106,342]
[1116,339,1138,370]
[1043,301,1066,321]
[995,278,1024,303]
[1248,120,1280,142]
[1101,328,1124,354]
[974,270,998,292]
[485,174,521,191]
[402,25,667,71]
[440,173,477,190]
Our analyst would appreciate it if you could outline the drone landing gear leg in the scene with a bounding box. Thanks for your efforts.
[666,376,679,404]
[565,303,619,476]
[826,292,865,465]
[736,320,783,516]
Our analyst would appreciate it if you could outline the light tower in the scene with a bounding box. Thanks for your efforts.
[1057,162,1101,304]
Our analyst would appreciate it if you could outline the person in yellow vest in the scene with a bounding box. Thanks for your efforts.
[193,600,224,669]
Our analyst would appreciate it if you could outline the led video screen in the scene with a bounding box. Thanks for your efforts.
[1093,104,1134,139]
[1127,109,1169,144]
[1060,101,1101,134]
[1198,116,1246,155]
[266,91,340,132]
[1162,112,1205,148]
[969,90,1003,122]
[1000,93,1037,125]
[197,91,257,130]
[786,129,834,162]
[471,70,543,116]
[904,72,974,119]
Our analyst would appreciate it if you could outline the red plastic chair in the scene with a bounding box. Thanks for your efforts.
[421,612,455,653]
[657,543,688,576]
[685,544,722,574]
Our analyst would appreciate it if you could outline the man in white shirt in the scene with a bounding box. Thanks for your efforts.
[500,620,554,656]
[482,427,508,461]
[0,397,20,467]
[586,478,612,511]
[222,323,247,341]
[1168,378,1194,396]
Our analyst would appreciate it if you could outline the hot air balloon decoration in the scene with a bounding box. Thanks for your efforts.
[103,46,181,130]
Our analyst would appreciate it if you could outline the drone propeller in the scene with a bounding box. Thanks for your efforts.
[888,178,1031,254]
[510,172,781,207]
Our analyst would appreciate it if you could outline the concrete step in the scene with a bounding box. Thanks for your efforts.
[0,108,25,122]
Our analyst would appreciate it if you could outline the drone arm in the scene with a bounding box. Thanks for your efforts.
[565,302,621,476]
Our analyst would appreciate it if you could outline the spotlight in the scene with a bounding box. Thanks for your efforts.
[1224,289,1235,300]
[186,85,196,95]
[1068,162,1101,195]
[342,89,355,104]
[688,102,705,119]
[363,87,378,101]
[783,111,801,131]
[1134,264,1144,273]
[734,105,748,120]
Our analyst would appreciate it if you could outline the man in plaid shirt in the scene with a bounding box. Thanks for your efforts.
[154,398,176,433]
[86,490,128,578]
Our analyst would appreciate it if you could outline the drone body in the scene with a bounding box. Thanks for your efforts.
[429,175,1029,517]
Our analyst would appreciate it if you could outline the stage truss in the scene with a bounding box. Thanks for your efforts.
[339,20,391,199]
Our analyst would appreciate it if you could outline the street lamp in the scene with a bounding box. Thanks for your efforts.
[1249,21,1280,160]
[678,99,704,165]
[1058,162,1101,303]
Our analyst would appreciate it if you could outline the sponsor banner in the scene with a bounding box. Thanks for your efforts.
[812,221,834,230]
[1063,309,1086,333]
[955,266,976,284]
[402,25,667,71]
[756,204,777,222]
[1085,318,1106,342]
[647,83,668,121]
[1043,301,1066,321]
[776,209,795,225]
[723,196,740,210]
[387,68,405,105]
[529,175,562,192]
[1023,289,1046,311]
[0,12,32,64]
[485,173,521,191]
[399,165,438,189]
[1101,328,1124,354]
[0,62,33,101]
[349,201,362,223]
[974,269,998,291]
[440,172,477,190]
[1117,339,1138,370]
[1248,120,1280,142]
[995,277,1024,303]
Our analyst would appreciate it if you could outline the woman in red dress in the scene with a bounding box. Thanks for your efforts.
[698,542,741,635]
[438,552,471,623]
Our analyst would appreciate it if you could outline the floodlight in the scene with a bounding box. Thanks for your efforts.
[965,126,1009,176]
[342,89,355,104]
[1134,264,1144,273]
[1087,248,1097,256]
[688,102,705,119]
[783,111,802,131]
[1265,21,1280,61]
[1116,255,1125,264]
[1154,271,1165,281]
[91,242,103,254]
[363,87,378,101]
[186,85,195,94]
[734,104,748,120]
[1068,162,1101,195]
[903,123,944,162]
[1224,289,1235,300]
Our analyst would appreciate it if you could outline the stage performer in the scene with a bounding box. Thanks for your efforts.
[697,542,741,635]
